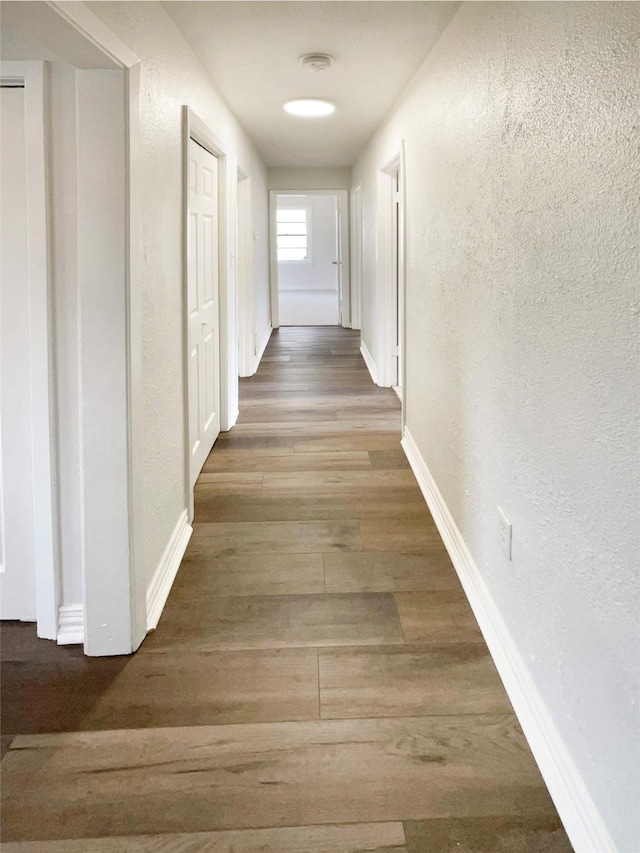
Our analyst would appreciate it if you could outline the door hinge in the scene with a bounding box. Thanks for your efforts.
[391,345,399,357]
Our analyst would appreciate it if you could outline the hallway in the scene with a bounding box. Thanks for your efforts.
[1,328,571,851]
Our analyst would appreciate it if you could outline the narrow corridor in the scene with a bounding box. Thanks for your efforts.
[1,327,571,851]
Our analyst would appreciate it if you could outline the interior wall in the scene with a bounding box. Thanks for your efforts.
[268,167,351,190]
[77,67,132,655]
[50,61,83,610]
[353,3,639,850]
[86,2,270,590]
[278,194,339,326]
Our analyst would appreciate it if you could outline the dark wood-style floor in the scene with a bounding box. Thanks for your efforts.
[1,327,572,852]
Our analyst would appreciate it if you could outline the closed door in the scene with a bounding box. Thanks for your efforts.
[188,138,221,488]
[0,86,37,620]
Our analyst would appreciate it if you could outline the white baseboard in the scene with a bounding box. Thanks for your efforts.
[253,323,272,372]
[146,509,192,631]
[401,426,615,853]
[360,339,377,384]
[57,604,84,645]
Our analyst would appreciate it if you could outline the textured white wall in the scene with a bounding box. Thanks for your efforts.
[87,2,269,588]
[268,167,352,190]
[354,3,640,850]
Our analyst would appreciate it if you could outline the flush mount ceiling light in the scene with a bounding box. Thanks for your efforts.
[300,53,333,72]
[283,98,335,117]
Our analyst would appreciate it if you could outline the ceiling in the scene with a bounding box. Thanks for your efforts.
[0,1,119,69]
[162,2,460,168]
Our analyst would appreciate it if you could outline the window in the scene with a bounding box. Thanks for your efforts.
[277,206,311,263]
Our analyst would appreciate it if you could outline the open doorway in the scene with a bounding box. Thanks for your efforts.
[270,189,350,328]
[0,73,44,627]
[0,4,145,656]
[377,149,405,416]
[277,193,338,325]
[390,165,403,403]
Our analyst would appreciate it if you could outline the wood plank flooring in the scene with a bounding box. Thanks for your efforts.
[1,327,572,852]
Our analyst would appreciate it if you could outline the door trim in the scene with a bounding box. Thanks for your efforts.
[236,169,253,376]
[0,62,58,639]
[182,107,231,522]
[39,2,145,654]
[268,191,280,329]
[269,188,350,329]
[377,146,406,430]
[350,183,362,331]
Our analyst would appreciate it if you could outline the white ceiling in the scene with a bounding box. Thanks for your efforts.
[0,2,119,69]
[163,2,460,168]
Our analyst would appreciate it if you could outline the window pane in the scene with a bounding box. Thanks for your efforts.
[276,222,306,236]
[278,248,308,261]
[276,208,306,223]
[277,236,307,249]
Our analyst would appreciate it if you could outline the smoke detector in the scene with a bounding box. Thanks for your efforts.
[300,53,333,72]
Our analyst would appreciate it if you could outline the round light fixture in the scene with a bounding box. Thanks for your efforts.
[283,98,335,117]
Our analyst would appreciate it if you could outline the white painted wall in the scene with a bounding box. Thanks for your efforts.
[354,3,640,851]
[278,194,339,326]
[86,2,270,591]
[50,61,83,610]
[268,167,351,191]
[76,68,133,655]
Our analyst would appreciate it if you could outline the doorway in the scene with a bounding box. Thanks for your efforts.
[390,165,403,402]
[270,190,350,329]
[350,183,362,331]
[277,194,338,325]
[236,169,253,377]
[187,138,221,491]
[378,150,405,413]
[0,5,145,656]
[0,81,39,623]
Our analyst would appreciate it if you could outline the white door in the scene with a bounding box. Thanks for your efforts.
[188,138,221,488]
[0,85,37,620]
[392,167,403,395]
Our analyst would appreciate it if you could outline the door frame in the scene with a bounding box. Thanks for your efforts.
[6,2,146,655]
[377,146,407,427]
[350,182,362,331]
[0,62,58,638]
[236,168,253,377]
[182,107,231,522]
[269,189,350,329]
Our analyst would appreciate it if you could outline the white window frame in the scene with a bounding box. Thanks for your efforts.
[276,204,312,264]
